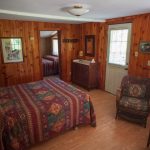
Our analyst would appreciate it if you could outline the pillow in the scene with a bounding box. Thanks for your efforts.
[123,83,146,98]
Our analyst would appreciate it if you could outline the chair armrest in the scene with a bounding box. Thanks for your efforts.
[116,88,122,103]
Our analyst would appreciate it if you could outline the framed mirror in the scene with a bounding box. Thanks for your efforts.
[1,37,23,63]
[85,35,95,57]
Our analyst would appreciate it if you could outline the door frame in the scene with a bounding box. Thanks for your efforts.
[38,30,62,79]
[105,23,132,93]
[107,23,132,67]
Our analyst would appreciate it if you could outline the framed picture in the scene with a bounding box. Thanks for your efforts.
[140,41,150,53]
[1,37,23,63]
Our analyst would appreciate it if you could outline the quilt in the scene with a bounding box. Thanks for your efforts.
[0,77,96,150]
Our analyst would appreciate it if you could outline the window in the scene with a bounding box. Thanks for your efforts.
[52,39,58,56]
[11,39,21,51]
[108,23,131,66]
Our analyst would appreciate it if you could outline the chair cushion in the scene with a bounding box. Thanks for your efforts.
[119,96,148,112]
[122,83,146,98]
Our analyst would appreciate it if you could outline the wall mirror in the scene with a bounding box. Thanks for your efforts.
[1,37,23,63]
[85,35,95,57]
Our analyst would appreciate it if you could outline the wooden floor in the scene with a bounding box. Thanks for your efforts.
[29,89,150,150]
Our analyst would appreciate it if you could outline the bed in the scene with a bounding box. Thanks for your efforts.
[42,58,56,76]
[0,77,96,150]
[43,55,59,74]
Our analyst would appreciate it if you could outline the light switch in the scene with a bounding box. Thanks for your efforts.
[147,60,150,66]
[135,51,138,57]
[29,36,34,40]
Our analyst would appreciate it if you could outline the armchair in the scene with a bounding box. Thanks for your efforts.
[116,75,150,127]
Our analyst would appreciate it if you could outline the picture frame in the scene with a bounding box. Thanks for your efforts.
[1,37,23,63]
[139,41,150,53]
[85,35,95,57]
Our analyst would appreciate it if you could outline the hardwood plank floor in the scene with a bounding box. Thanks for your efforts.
[29,89,150,150]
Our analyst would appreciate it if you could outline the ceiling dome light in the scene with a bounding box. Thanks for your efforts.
[67,4,89,16]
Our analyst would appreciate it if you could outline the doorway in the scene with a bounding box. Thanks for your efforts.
[105,23,132,94]
[39,30,61,79]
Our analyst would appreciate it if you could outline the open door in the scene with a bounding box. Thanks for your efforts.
[105,23,132,94]
[39,30,61,79]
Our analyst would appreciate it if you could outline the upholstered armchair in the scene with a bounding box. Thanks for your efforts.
[116,75,150,127]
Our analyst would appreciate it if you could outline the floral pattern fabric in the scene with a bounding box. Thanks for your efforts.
[121,75,150,99]
[0,77,96,150]
[42,58,56,76]
[43,55,59,74]
[119,96,148,111]
[122,83,146,98]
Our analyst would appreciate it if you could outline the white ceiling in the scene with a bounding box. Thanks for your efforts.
[0,0,149,24]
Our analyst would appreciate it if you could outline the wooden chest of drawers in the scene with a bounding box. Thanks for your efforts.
[72,60,98,90]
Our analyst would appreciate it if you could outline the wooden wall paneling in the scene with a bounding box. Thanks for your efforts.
[138,15,149,77]
[97,23,108,89]
[80,23,98,61]
[66,24,80,81]
[139,15,150,77]
[128,14,150,78]
[23,22,34,83]
[128,16,141,77]
[0,20,22,86]
[15,21,25,84]
[37,22,80,82]
[32,22,41,81]
[106,15,135,25]
[63,25,70,81]
[80,22,108,89]
[59,29,67,81]
[96,13,150,89]
[135,15,146,77]
[1,13,149,87]
[0,20,81,86]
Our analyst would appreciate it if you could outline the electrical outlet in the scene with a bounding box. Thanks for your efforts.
[147,60,150,66]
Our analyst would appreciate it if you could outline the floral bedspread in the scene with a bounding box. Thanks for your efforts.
[43,55,59,74]
[42,58,55,76]
[0,77,96,150]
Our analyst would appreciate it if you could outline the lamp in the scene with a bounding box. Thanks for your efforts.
[67,4,89,16]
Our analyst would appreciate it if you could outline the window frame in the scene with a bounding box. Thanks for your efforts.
[107,23,132,67]
[52,38,59,56]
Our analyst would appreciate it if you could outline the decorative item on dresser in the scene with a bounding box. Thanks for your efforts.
[72,59,98,90]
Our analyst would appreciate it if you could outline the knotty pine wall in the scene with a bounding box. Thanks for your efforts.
[0,20,80,86]
[79,22,107,89]
[0,13,150,89]
[80,13,150,89]
[106,13,150,83]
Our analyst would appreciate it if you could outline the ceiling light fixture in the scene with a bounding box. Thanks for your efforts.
[67,4,89,16]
